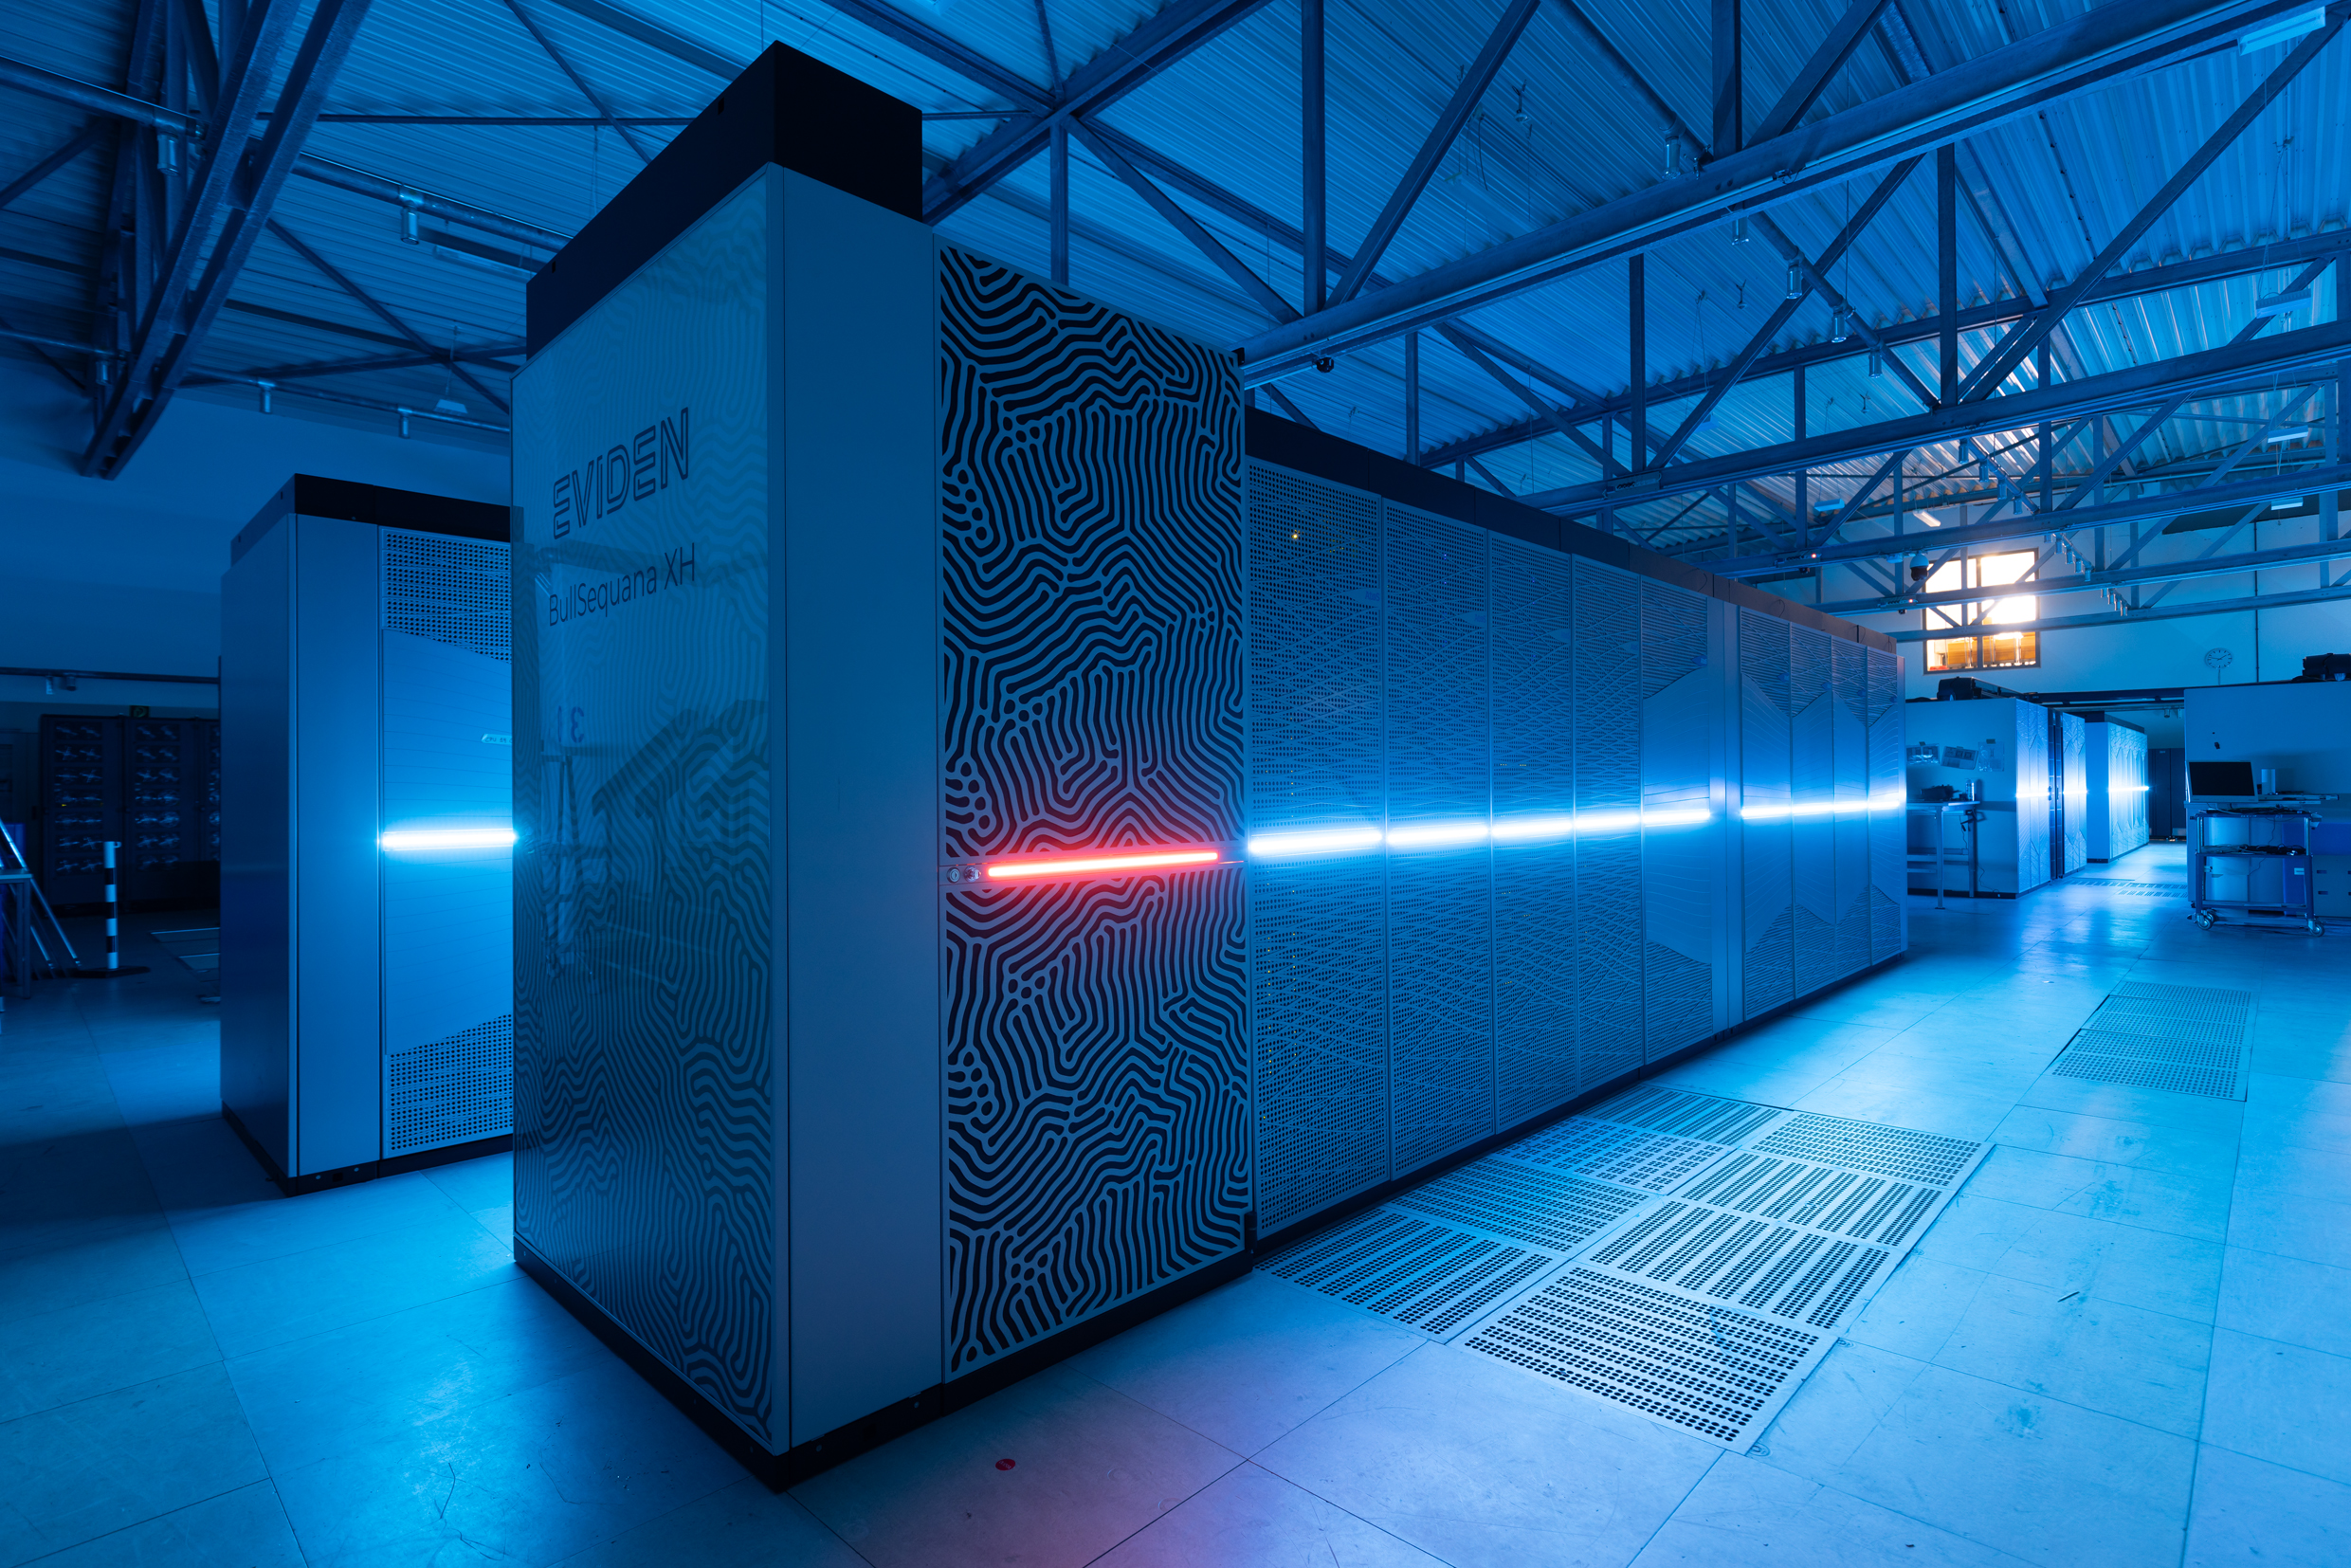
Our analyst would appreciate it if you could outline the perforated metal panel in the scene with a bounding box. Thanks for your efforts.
[1388,1158,1644,1253]
[1641,579,1721,1061]
[1740,612,1794,1017]
[2049,983,2251,1102]
[1497,1119,1729,1192]
[1575,561,1645,1086]
[1259,1210,1558,1337]
[1751,1114,1981,1187]
[1466,1268,1823,1447]
[1383,506,1495,1173]
[1865,648,1906,963]
[1674,1152,1943,1248]
[1249,463,1389,1232]
[1591,1085,1784,1145]
[1585,1200,1892,1329]
[386,1014,514,1155]
[1491,537,1581,1125]
[383,532,511,663]
[1830,642,1870,982]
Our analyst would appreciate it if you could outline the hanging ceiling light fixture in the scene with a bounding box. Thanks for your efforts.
[1784,262,1804,301]
[1832,303,1853,342]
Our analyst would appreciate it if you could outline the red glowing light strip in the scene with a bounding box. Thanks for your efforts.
[984,849,1220,882]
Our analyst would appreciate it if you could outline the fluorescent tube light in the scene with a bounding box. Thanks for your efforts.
[379,828,516,850]
[2241,8,2325,52]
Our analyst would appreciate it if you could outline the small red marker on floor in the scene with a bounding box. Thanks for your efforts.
[995,1458,1016,1470]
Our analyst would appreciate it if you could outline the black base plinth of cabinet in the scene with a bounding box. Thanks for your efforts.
[221,1101,511,1196]
[515,1235,1250,1492]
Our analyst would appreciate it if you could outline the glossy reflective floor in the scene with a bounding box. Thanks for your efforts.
[4,848,2346,1567]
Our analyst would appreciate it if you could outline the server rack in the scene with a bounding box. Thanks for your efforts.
[220,477,514,1192]
[35,716,220,910]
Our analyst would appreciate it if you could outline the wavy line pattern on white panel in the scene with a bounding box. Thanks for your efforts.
[1740,611,1795,1018]
[1574,563,1643,1089]
[1491,538,1580,1126]
[937,248,1248,1374]
[1383,506,1495,1174]
[1639,579,1716,1061]
[513,178,776,1448]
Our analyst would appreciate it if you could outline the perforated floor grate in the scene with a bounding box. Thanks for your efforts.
[1267,1092,1988,1451]
[1258,1210,1563,1338]
[1587,1086,1785,1145]
[2069,880,2188,892]
[1495,1119,1730,1192]
[1389,1161,1647,1253]
[1750,1114,1981,1187]
[2049,981,2253,1102]
[1463,1267,1825,1448]
[1672,1152,1945,1248]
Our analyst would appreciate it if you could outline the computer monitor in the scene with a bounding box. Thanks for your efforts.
[2189,759,2258,798]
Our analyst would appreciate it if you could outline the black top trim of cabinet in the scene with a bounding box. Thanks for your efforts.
[1244,410,1896,653]
[232,475,509,563]
[525,42,920,356]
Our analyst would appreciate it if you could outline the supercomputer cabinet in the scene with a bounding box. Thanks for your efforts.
[2086,719,2149,863]
[510,41,1905,1492]
[220,477,514,1191]
[1903,696,2050,896]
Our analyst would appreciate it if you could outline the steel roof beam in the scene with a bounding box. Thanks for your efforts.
[1748,0,1892,145]
[0,122,104,213]
[80,0,312,476]
[920,0,1277,225]
[1328,0,1543,307]
[1958,13,2344,402]
[1707,458,2351,576]
[0,55,573,252]
[501,0,652,165]
[1069,122,1294,322]
[1654,157,1919,469]
[1818,533,2351,614]
[186,343,524,384]
[1522,317,2351,512]
[266,220,509,414]
[1232,0,2319,383]
[1412,235,2349,474]
[1880,580,2351,640]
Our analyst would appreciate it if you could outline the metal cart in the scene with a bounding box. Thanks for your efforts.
[2190,806,2324,934]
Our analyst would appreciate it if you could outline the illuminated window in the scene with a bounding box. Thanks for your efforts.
[1923,550,2040,672]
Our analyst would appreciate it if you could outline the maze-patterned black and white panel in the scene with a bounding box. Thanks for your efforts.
[938,248,1248,1374]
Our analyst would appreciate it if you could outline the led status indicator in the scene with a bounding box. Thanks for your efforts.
[983,848,1221,881]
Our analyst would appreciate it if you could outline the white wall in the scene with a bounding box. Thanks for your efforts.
[0,357,509,709]
[1771,503,2351,749]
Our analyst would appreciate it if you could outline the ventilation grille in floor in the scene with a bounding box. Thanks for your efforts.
[1261,1089,1988,1451]
[1590,1086,1784,1145]
[1464,1268,1823,1447]
[2049,981,2252,1101]
[1257,1211,1560,1338]
[2069,880,2188,894]
[1388,1161,1647,1253]
[1494,1118,1729,1192]
[1750,1113,1981,1186]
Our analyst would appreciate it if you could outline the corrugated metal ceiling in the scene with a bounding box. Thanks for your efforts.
[0,0,2342,545]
